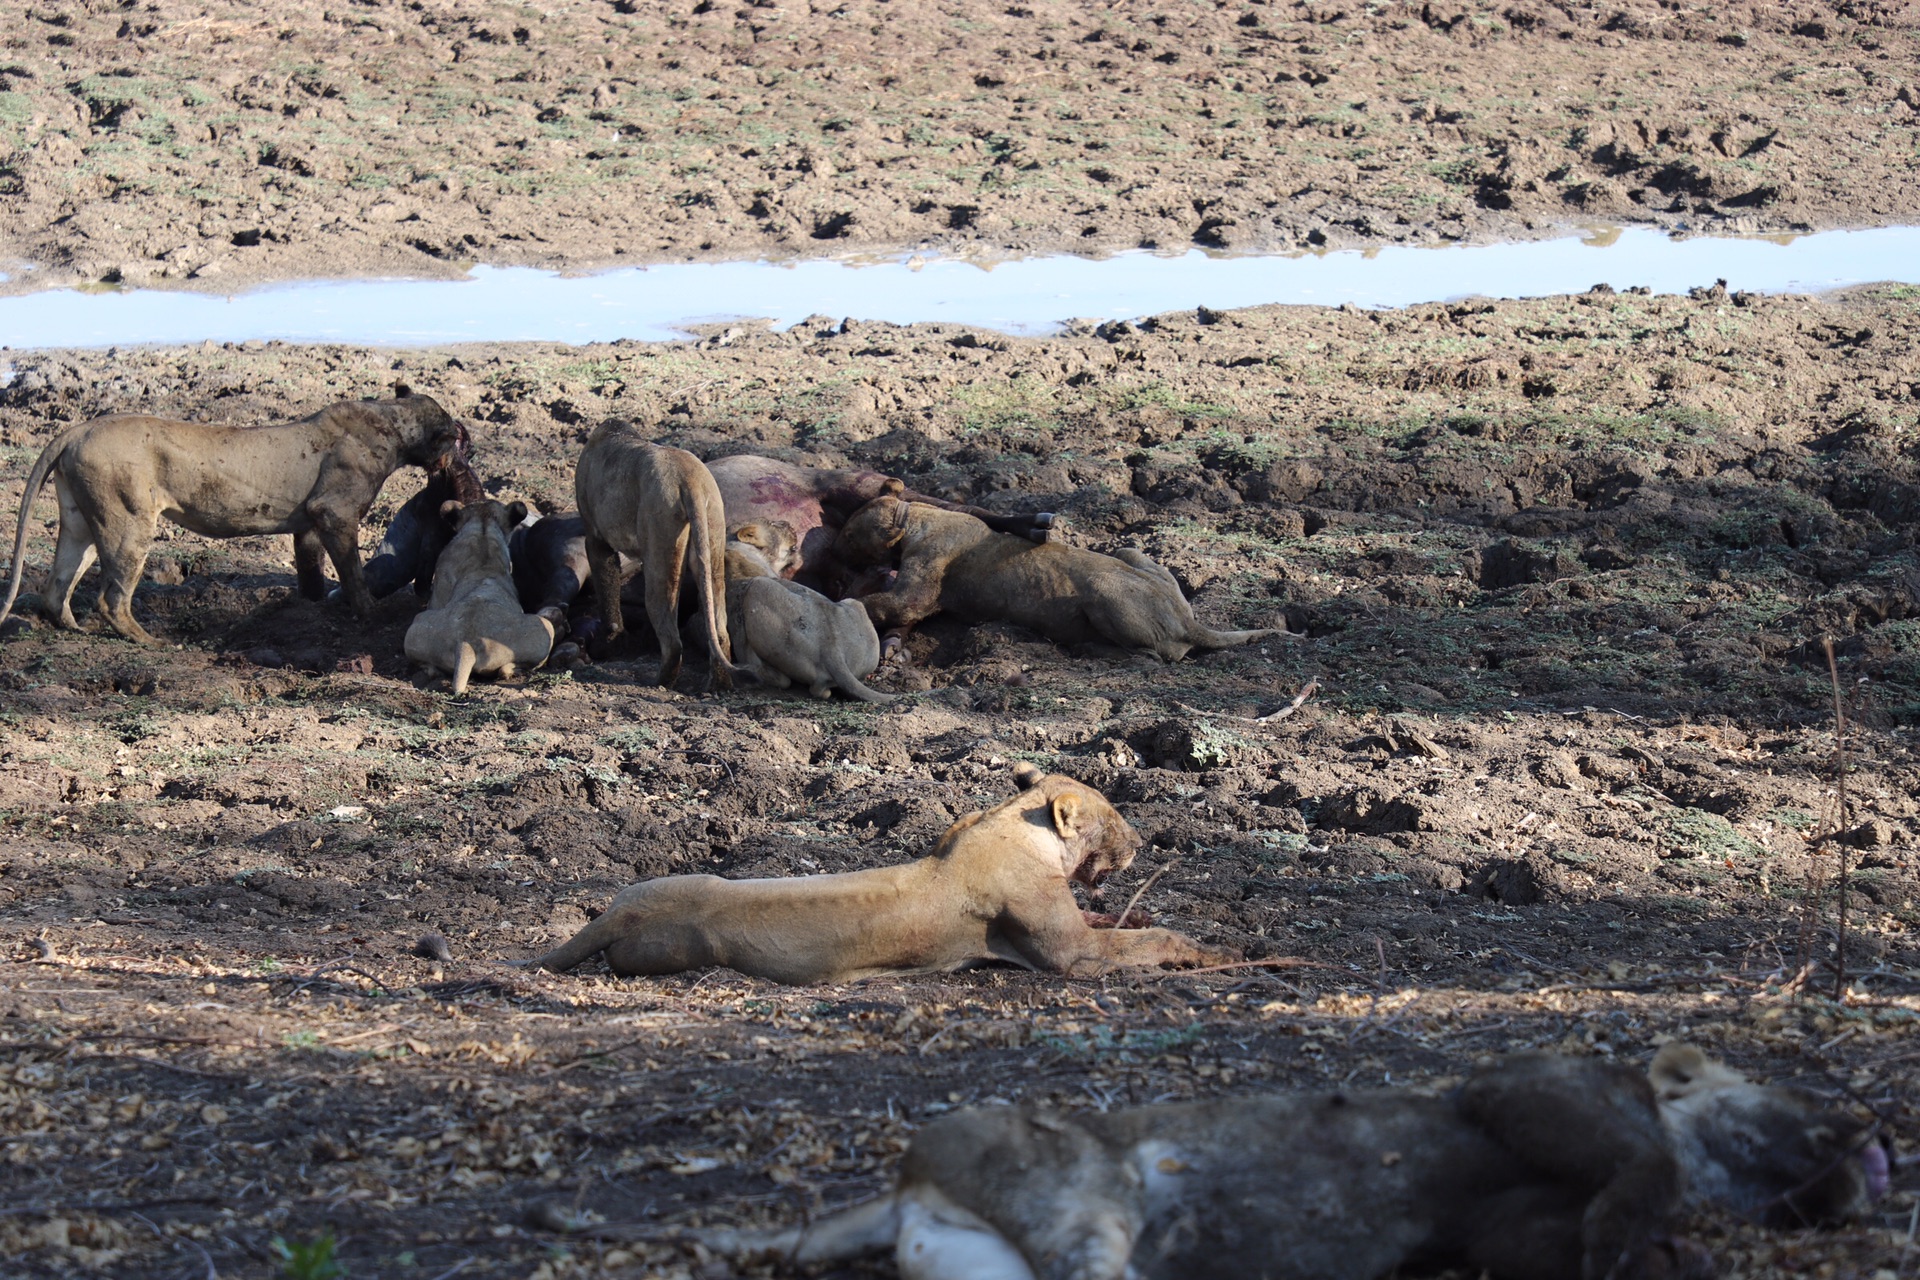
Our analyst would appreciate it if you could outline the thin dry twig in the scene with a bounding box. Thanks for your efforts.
[1254,678,1320,724]
[1823,637,1852,1002]
[1106,859,1179,931]
[1166,958,1326,977]
[918,1016,1013,1057]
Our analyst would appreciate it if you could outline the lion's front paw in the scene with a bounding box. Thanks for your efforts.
[1189,943,1243,968]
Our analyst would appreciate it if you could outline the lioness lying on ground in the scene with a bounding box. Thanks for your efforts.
[575,421,737,689]
[837,497,1280,662]
[0,385,461,643]
[708,453,1054,596]
[403,500,561,694]
[726,528,894,703]
[687,1043,1888,1280]
[530,764,1236,982]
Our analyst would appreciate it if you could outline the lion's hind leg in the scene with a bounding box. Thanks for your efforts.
[902,1109,1140,1280]
[897,1193,1038,1280]
[642,521,691,689]
[40,477,98,630]
[82,491,158,643]
[696,1194,902,1268]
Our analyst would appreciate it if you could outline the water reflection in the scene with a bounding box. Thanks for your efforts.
[0,224,1914,351]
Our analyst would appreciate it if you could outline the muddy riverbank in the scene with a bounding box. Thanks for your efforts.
[3,1,1917,292]
[0,281,1915,1275]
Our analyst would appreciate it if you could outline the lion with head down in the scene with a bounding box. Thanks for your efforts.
[530,763,1235,983]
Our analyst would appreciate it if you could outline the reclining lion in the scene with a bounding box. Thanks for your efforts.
[529,764,1236,982]
[708,454,1054,596]
[687,1043,1888,1280]
[0,385,461,643]
[575,421,738,690]
[837,497,1280,662]
[726,529,894,703]
[403,499,561,694]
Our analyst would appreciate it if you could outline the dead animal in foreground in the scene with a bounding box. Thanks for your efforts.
[529,763,1236,982]
[686,1043,1889,1280]
[837,497,1280,661]
[574,421,738,689]
[1,385,463,643]
[403,499,562,694]
[725,528,893,702]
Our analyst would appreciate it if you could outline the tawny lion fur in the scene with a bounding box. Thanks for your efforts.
[573,422,737,690]
[403,499,559,694]
[836,497,1280,661]
[1,387,460,643]
[725,528,893,703]
[530,764,1236,983]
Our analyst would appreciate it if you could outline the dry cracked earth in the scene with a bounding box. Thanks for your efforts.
[1,0,1919,289]
[0,2,1918,1279]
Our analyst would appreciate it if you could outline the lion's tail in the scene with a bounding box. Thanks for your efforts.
[450,644,479,695]
[829,653,898,704]
[528,909,622,974]
[1185,624,1286,651]
[692,1193,900,1265]
[0,422,92,633]
[687,490,743,690]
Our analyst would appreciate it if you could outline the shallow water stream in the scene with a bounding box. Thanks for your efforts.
[2,224,1916,351]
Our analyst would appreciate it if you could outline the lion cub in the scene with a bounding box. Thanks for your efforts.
[404,500,559,694]
[725,522,893,703]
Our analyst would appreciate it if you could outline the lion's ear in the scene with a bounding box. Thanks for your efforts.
[881,476,906,497]
[1649,1042,1743,1099]
[439,499,465,521]
[1012,762,1045,791]
[507,501,529,526]
[1050,794,1083,840]
[732,522,768,550]
[393,381,413,399]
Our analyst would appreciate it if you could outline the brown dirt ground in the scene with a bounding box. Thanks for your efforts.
[2,0,1919,292]
[0,283,1917,1276]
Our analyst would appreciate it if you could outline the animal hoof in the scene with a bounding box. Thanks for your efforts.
[549,642,583,667]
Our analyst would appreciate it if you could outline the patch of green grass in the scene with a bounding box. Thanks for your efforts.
[1648,894,1717,918]
[272,1229,344,1280]
[1034,1022,1204,1056]
[1112,381,1234,420]
[1662,810,1765,860]
[954,374,1062,436]
[601,725,658,753]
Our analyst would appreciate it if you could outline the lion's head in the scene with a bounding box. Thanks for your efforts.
[1012,763,1142,892]
[382,387,463,468]
[435,499,528,578]
[1652,1043,1888,1227]
[836,495,912,567]
[728,519,801,578]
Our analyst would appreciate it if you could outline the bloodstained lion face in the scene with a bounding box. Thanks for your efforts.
[1065,789,1143,894]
